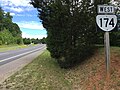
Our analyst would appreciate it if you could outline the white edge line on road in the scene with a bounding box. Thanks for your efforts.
[0,46,45,63]
[0,45,41,56]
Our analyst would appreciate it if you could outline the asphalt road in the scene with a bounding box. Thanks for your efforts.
[0,44,46,83]
[0,44,46,66]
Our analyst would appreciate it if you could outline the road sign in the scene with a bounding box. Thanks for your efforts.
[97,5,117,80]
[98,5,115,14]
[96,15,117,31]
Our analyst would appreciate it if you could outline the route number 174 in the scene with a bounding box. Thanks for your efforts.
[96,15,117,31]
[100,18,114,27]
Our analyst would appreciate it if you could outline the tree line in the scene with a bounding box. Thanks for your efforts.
[0,7,46,45]
[31,0,120,68]
[23,37,46,44]
[0,7,23,45]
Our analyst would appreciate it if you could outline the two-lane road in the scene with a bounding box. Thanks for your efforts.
[0,44,46,83]
[0,44,46,66]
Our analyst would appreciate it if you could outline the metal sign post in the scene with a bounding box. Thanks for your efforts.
[104,31,110,77]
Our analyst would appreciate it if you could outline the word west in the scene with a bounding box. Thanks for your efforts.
[98,5,114,14]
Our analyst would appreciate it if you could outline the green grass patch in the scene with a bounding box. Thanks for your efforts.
[0,44,36,52]
[111,46,120,54]
[0,51,71,90]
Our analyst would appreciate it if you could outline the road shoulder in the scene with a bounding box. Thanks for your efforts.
[0,48,46,84]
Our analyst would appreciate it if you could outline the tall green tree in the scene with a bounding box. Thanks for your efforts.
[31,0,111,68]
[0,28,15,45]
[0,7,23,45]
[0,7,4,31]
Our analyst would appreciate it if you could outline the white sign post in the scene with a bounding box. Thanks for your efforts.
[96,5,117,78]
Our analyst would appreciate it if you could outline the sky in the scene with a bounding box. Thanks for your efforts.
[0,0,118,39]
[0,0,47,39]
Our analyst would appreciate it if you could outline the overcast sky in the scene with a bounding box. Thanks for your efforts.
[0,0,47,39]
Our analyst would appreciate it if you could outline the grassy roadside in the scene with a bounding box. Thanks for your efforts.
[0,44,35,52]
[0,47,120,90]
[0,51,72,90]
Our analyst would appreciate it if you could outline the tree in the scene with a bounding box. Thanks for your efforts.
[0,7,4,31]
[41,37,46,44]
[0,7,23,45]
[23,38,31,44]
[31,38,41,44]
[0,28,15,45]
[31,0,111,68]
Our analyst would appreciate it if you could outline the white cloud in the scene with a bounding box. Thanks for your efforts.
[10,12,15,16]
[16,14,25,16]
[16,14,36,17]
[22,32,47,39]
[1,0,31,7]
[9,7,23,12]
[0,0,34,12]
[16,21,45,30]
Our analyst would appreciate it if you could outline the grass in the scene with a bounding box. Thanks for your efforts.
[0,47,120,90]
[0,44,35,52]
[0,51,71,90]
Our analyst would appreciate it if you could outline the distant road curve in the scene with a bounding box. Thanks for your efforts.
[0,44,46,66]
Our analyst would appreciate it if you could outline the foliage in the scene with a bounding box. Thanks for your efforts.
[23,38,31,44]
[23,37,46,44]
[31,38,42,44]
[0,28,15,45]
[0,7,23,45]
[111,0,120,14]
[31,0,120,68]
[40,37,47,44]
[31,0,100,68]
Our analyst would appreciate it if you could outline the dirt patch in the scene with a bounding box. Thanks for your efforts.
[65,48,120,90]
